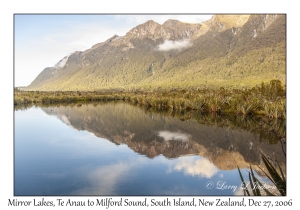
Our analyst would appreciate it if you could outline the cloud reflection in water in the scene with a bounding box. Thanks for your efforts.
[172,157,218,178]
[70,162,130,195]
[158,131,191,141]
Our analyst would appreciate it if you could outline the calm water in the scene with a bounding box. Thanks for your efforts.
[14,102,285,196]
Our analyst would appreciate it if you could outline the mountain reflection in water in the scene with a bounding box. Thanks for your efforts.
[14,102,286,195]
[42,102,285,169]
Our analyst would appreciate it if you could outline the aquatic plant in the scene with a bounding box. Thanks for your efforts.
[238,153,286,196]
[263,100,286,119]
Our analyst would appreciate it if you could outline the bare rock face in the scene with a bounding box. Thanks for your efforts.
[162,19,204,40]
[124,19,205,41]
[207,15,250,32]
[126,20,163,39]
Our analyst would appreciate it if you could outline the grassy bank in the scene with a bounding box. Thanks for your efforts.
[14,80,285,119]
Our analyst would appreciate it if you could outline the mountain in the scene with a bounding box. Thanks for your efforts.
[41,102,286,171]
[26,14,286,91]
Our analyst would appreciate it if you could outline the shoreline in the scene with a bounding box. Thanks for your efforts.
[14,81,286,120]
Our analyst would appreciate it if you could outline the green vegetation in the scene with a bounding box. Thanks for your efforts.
[238,152,286,196]
[26,15,285,91]
[237,79,286,196]
[26,42,286,91]
[144,107,285,145]
[14,101,286,145]
[15,80,285,120]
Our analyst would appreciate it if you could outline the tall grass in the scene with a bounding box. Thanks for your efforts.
[14,80,286,119]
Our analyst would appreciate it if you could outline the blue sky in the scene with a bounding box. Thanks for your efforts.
[14,14,212,87]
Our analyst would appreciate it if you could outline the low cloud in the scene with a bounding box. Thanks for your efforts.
[58,114,71,125]
[157,39,192,51]
[54,55,69,69]
[157,131,191,141]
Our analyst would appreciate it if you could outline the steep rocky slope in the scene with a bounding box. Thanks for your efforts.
[27,14,286,91]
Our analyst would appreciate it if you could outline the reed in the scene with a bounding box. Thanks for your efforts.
[14,80,286,119]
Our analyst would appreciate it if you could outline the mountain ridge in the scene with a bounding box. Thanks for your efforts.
[41,102,286,170]
[26,14,286,91]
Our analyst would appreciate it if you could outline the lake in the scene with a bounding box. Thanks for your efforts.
[14,102,286,196]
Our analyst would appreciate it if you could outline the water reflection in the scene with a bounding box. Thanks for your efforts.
[171,157,218,178]
[158,131,191,141]
[14,102,286,195]
[72,162,131,195]
[41,102,285,166]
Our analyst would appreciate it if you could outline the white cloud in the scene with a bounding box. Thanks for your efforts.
[157,130,191,141]
[173,157,218,178]
[157,39,192,51]
[59,114,71,125]
[71,163,129,195]
[54,55,69,69]
[69,155,148,195]
[15,15,212,87]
